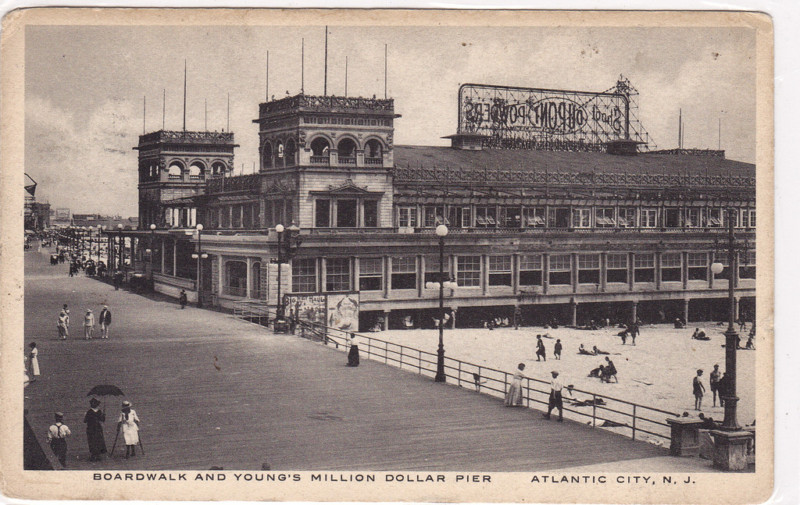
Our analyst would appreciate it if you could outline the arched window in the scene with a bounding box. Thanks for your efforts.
[211,162,226,176]
[310,138,330,164]
[261,142,273,169]
[285,139,297,167]
[337,138,357,164]
[275,141,285,166]
[168,162,183,180]
[251,262,262,299]
[189,162,205,180]
[365,139,383,165]
[224,260,248,297]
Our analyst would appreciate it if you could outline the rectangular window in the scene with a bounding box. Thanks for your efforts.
[448,206,470,229]
[425,256,449,284]
[391,256,417,290]
[687,252,708,281]
[284,200,293,226]
[572,208,592,228]
[500,207,521,228]
[549,254,572,285]
[606,253,628,284]
[748,209,756,228]
[359,257,383,291]
[707,208,723,228]
[519,254,542,286]
[664,208,682,228]
[252,203,261,228]
[242,203,253,229]
[398,206,417,228]
[739,250,756,279]
[488,256,512,286]
[325,257,351,292]
[686,208,702,228]
[475,206,497,227]
[456,256,481,288]
[641,209,658,228]
[220,206,230,228]
[618,207,637,227]
[291,258,317,293]
[336,199,357,227]
[315,199,330,227]
[363,200,378,227]
[525,207,546,227]
[595,208,616,228]
[661,252,682,282]
[634,253,655,282]
[231,205,242,228]
[424,205,445,228]
[578,253,600,284]
[548,208,571,228]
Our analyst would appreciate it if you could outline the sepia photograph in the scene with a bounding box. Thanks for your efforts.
[0,8,774,503]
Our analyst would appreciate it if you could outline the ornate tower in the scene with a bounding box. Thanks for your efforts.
[136,130,238,229]
[253,94,397,229]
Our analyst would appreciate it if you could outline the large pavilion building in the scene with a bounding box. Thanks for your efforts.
[110,79,756,331]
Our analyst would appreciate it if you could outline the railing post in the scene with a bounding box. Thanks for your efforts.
[592,394,597,428]
[632,405,637,440]
[399,346,404,370]
[418,350,422,374]
[504,372,509,395]
[385,341,388,364]
[457,361,462,387]
[367,339,371,359]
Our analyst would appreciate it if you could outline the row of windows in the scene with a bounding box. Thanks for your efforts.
[290,252,756,293]
[315,198,379,228]
[207,203,261,229]
[396,205,756,230]
[303,116,391,127]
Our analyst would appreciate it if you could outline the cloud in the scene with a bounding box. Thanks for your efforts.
[25,95,140,216]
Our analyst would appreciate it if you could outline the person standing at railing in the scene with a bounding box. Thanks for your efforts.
[504,363,526,407]
[346,333,360,367]
[544,371,564,422]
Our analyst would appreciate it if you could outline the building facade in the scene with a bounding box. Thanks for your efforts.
[118,85,756,330]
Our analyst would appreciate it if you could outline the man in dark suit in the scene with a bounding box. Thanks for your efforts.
[98,305,112,339]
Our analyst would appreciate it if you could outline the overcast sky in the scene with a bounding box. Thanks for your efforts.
[25,24,756,216]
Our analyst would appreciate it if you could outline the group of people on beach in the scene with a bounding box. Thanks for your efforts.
[693,363,734,411]
[44,399,142,467]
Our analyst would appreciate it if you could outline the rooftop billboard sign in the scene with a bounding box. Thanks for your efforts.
[458,83,630,151]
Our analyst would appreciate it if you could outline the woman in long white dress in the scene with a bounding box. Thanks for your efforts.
[504,363,526,407]
[117,401,140,458]
[28,342,40,382]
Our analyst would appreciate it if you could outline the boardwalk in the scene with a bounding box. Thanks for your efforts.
[23,248,703,472]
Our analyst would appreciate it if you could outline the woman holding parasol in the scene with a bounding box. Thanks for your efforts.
[83,398,107,461]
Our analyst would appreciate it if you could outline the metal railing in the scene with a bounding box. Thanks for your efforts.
[292,318,678,442]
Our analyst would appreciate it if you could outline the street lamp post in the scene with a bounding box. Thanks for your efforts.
[191,224,207,308]
[148,224,157,282]
[709,206,753,471]
[434,224,449,383]
[275,224,285,321]
[117,223,124,272]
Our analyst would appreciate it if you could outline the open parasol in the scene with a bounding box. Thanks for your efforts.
[87,384,124,410]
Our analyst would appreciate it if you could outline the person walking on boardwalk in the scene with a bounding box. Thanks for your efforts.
[84,398,107,461]
[179,289,188,309]
[535,335,546,361]
[693,369,706,410]
[709,364,722,407]
[98,305,112,339]
[346,333,360,367]
[554,339,563,360]
[47,412,71,467]
[544,371,564,422]
[57,305,69,340]
[83,309,95,340]
[630,322,639,346]
[28,342,40,382]
[117,401,140,459]
[513,306,523,330]
[504,363,526,407]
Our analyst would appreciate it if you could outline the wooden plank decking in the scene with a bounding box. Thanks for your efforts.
[23,250,670,471]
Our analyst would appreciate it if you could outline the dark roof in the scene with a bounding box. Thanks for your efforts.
[393,146,755,177]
